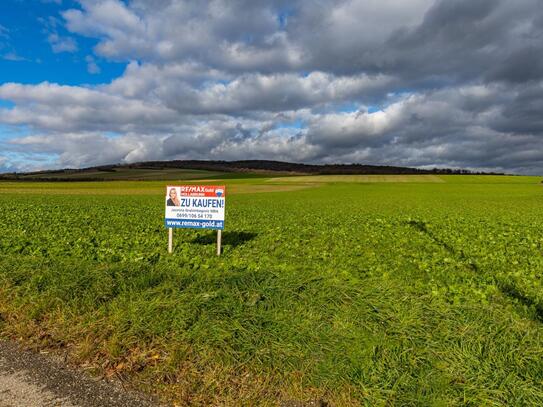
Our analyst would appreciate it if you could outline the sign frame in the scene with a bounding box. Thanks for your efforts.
[164,185,226,255]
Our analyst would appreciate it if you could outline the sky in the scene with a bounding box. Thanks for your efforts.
[0,0,542,174]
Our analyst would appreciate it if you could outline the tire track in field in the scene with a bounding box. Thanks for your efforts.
[405,219,543,322]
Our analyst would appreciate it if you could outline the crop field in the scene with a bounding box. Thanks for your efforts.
[0,175,542,406]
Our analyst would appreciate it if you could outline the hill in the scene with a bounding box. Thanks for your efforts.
[0,160,504,181]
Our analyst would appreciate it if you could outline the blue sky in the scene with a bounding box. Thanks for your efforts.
[0,0,542,174]
[0,0,124,85]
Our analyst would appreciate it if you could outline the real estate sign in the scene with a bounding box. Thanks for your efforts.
[165,185,225,230]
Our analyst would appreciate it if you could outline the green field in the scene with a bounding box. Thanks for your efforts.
[0,175,542,406]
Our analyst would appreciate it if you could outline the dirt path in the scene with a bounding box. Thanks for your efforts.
[0,341,162,407]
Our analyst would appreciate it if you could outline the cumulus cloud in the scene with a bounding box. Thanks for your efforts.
[158,72,395,114]
[40,15,79,53]
[63,0,303,70]
[10,132,166,168]
[0,0,542,174]
[0,82,178,133]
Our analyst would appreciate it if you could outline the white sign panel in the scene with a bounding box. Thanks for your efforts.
[165,185,225,230]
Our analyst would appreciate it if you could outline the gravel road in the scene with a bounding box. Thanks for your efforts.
[0,341,163,407]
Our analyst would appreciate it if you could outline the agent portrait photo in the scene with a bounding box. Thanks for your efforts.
[166,187,181,206]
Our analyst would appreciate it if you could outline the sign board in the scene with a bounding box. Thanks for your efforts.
[165,185,225,230]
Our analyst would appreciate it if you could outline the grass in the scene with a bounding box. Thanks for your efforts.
[0,175,542,405]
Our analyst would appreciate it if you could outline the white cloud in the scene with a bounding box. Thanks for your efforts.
[10,132,165,168]
[2,52,27,62]
[85,55,101,74]
[48,33,78,53]
[0,82,178,133]
[158,71,395,114]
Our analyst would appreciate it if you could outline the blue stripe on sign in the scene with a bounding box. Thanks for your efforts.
[165,218,225,230]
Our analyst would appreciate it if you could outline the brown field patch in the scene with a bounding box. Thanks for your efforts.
[267,174,446,184]
[0,182,314,196]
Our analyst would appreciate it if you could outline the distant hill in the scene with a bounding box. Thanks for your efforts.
[0,160,505,181]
